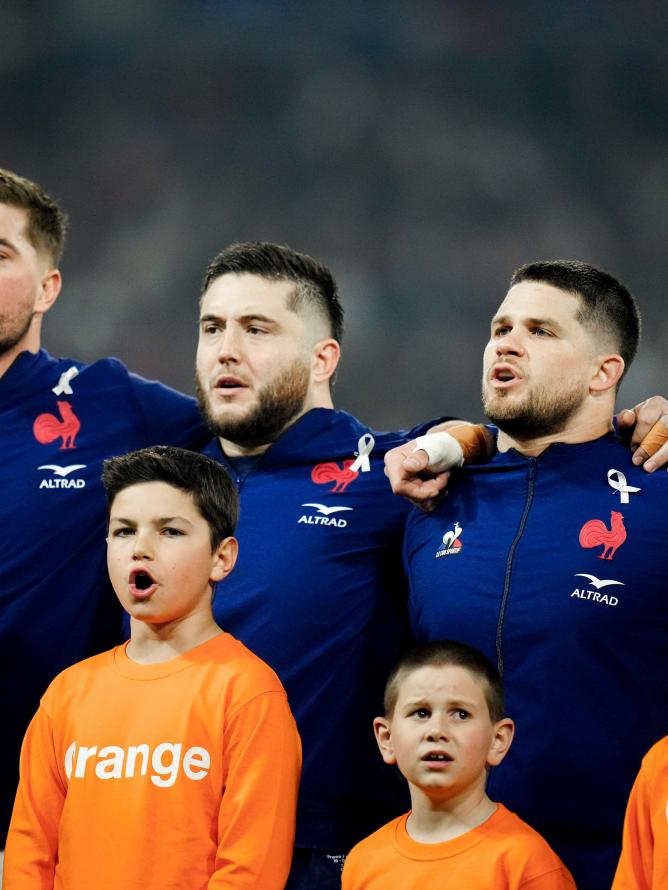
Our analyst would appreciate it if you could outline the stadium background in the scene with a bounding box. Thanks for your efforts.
[3,0,667,428]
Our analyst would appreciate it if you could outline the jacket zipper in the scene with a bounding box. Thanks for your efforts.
[496,457,536,677]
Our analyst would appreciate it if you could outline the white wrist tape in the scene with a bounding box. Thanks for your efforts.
[413,433,464,472]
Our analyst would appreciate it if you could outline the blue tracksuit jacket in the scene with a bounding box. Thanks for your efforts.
[405,432,667,890]
[0,349,206,841]
[204,407,441,852]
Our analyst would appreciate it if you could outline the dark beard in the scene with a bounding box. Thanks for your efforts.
[196,361,310,449]
[483,382,587,440]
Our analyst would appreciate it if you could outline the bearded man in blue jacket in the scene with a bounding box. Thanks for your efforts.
[194,242,459,889]
[391,261,667,890]
[0,169,208,855]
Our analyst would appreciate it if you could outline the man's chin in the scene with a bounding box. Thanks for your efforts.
[203,402,304,449]
[196,360,310,449]
[483,393,524,424]
[484,396,544,438]
[196,389,257,442]
[205,412,262,445]
[485,406,576,441]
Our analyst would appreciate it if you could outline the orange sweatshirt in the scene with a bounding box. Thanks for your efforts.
[3,633,301,890]
[341,804,575,889]
[612,736,668,890]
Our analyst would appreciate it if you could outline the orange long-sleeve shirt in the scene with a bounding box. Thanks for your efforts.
[341,805,575,889]
[612,736,668,890]
[3,633,301,890]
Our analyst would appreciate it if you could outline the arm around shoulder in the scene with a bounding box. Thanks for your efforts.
[209,689,301,890]
[384,422,494,511]
[128,372,209,449]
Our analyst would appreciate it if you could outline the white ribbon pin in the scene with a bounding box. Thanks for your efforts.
[607,468,640,504]
[349,433,375,473]
[52,366,80,396]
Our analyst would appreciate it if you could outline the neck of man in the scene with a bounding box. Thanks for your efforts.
[126,607,222,664]
[496,396,616,457]
[220,387,335,458]
[407,782,497,843]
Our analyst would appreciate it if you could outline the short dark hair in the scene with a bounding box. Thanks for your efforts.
[510,260,640,380]
[102,446,238,549]
[383,640,504,723]
[0,168,67,265]
[203,241,344,344]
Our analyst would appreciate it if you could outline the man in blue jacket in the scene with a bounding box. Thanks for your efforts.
[392,260,667,890]
[195,242,453,888]
[0,169,207,851]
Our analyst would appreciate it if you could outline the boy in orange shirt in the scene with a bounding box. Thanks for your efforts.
[612,735,668,890]
[3,445,301,890]
[342,641,574,890]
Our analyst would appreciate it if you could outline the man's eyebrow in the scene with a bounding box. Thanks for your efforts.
[491,313,511,327]
[199,312,277,325]
[0,238,18,253]
[239,313,277,325]
[491,313,564,332]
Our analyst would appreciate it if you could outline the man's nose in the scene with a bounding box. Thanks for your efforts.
[217,327,242,364]
[496,329,525,357]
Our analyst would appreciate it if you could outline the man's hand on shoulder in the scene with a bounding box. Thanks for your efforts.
[384,422,493,512]
[617,396,668,472]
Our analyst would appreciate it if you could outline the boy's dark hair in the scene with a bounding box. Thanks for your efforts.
[0,168,68,265]
[384,640,505,723]
[510,260,640,381]
[202,241,344,345]
[102,446,238,549]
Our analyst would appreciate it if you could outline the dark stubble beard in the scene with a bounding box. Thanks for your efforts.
[482,379,589,440]
[196,359,311,450]
[0,308,35,357]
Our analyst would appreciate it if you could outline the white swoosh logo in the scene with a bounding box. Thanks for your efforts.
[301,503,354,516]
[38,464,86,477]
[574,573,625,590]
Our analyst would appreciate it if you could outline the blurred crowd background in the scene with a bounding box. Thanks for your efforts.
[3,0,667,428]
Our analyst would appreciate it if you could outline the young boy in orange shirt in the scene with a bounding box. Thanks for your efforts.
[3,445,301,890]
[612,735,668,890]
[341,640,574,889]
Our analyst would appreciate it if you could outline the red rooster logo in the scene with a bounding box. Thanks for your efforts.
[33,401,81,450]
[579,511,627,560]
[311,460,359,493]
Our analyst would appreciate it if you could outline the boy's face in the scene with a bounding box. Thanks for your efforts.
[107,481,237,625]
[374,664,513,803]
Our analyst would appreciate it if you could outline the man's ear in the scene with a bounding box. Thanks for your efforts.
[311,338,341,385]
[373,716,397,765]
[210,536,238,583]
[487,717,514,768]
[590,353,624,394]
[35,268,62,316]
